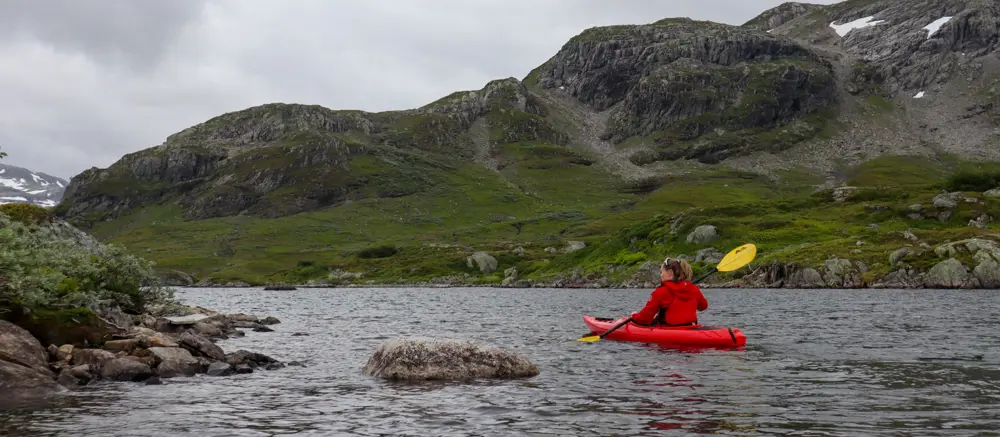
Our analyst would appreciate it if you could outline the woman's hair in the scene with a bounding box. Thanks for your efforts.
[663,258,694,282]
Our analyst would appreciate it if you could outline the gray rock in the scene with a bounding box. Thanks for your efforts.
[565,241,587,252]
[178,332,226,361]
[57,370,81,388]
[788,268,826,288]
[695,247,724,264]
[890,248,910,266]
[0,360,66,402]
[265,363,286,371]
[68,364,93,382]
[252,326,274,332]
[148,347,200,378]
[925,258,970,288]
[193,322,223,338]
[984,188,1000,198]
[71,348,117,369]
[362,337,539,381]
[973,259,1000,288]
[234,364,253,374]
[102,339,139,354]
[0,321,53,378]
[99,358,154,382]
[466,252,498,273]
[686,225,719,244]
[933,193,958,209]
[144,376,163,385]
[873,269,923,289]
[225,350,279,368]
[908,204,925,212]
[938,211,953,222]
[207,362,233,376]
[87,300,132,331]
[259,316,281,325]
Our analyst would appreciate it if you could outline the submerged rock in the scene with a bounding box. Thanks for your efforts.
[362,337,539,381]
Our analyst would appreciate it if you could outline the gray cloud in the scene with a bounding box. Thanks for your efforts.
[0,0,838,179]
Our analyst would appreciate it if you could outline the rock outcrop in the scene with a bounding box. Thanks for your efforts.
[362,337,539,381]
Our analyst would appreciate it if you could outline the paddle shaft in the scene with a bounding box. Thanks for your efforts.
[591,267,719,340]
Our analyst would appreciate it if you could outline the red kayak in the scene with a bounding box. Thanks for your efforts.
[582,316,746,347]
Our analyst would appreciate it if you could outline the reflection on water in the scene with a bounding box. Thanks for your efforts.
[1,287,999,436]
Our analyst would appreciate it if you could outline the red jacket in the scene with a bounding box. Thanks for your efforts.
[631,280,708,326]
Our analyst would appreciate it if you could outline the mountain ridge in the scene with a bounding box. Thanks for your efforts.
[51,0,1000,288]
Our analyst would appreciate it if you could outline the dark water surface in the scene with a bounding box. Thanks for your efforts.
[3,287,1000,436]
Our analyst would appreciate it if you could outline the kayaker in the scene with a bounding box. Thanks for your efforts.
[630,257,708,326]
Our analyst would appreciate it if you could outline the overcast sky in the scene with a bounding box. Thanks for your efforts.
[0,0,838,180]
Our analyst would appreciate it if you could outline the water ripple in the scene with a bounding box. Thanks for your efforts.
[1,288,999,436]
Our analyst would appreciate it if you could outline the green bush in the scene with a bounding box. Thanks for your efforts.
[357,245,399,259]
[0,203,52,226]
[0,212,175,314]
[944,171,1000,192]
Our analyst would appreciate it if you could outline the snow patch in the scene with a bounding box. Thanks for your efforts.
[27,189,47,195]
[922,16,952,39]
[914,91,925,98]
[57,181,64,188]
[829,16,885,37]
[0,177,25,190]
[37,199,57,207]
[768,29,775,33]
[0,196,28,202]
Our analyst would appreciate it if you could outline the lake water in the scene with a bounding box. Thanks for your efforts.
[2,287,1000,436]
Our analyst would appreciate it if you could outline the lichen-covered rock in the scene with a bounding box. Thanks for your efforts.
[362,337,539,381]
[686,225,719,244]
[787,268,826,288]
[148,347,200,378]
[925,258,970,288]
[973,259,1000,288]
[466,252,498,273]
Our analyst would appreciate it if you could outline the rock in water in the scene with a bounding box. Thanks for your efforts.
[362,337,539,381]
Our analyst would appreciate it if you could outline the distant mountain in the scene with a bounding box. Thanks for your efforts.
[0,163,67,208]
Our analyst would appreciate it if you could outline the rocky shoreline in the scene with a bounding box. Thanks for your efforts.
[0,301,298,407]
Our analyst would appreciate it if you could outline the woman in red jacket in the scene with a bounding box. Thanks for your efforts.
[630,258,708,326]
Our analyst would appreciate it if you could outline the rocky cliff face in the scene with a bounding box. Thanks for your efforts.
[528,18,837,163]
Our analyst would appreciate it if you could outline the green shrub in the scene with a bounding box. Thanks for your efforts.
[944,171,1000,192]
[0,212,175,314]
[357,245,399,259]
[0,203,52,226]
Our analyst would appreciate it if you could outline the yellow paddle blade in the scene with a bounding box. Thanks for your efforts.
[716,243,757,272]
[577,335,601,342]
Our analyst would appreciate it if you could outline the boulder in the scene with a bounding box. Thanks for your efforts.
[973,259,1000,288]
[872,269,923,289]
[225,350,279,368]
[103,339,140,354]
[362,337,539,381]
[260,316,281,325]
[933,193,959,209]
[925,258,970,288]
[787,268,826,288]
[206,362,233,376]
[148,347,200,378]
[87,300,133,331]
[99,358,154,382]
[984,188,1000,198]
[565,241,587,252]
[0,321,53,377]
[686,225,719,244]
[695,247,724,264]
[889,248,910,266]
[466,252,498,273]
[193,322,223,338]
[178,332,226,361]
[71,348,117,369]
[0,360,66,403]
